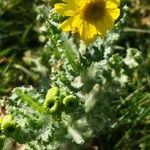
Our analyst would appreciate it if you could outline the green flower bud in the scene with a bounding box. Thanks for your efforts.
[44,87,61,114]
[63,95,79,112]
[0,116,28,144]
[1,115,19,137]
[44,96,60,114]
[45,87,60,102]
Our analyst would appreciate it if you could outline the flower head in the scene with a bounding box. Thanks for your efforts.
[1,115,19,137]
[54,0,120,44]
[63,95,79,112]
[45,87,60,102]
[44,87,61,114]
[44,96,61,113]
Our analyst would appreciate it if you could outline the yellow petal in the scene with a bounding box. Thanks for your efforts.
[60,15,81,31]
[107,8,120,20]
[60,17,74,31]
[97,12,114,36]
[104,12,114,28]
[96,20,108,37]
[63,0,83,6]
[55,0,82,16]
[54,3,76,16]
[79,21,97,44]
[106,0,120,9]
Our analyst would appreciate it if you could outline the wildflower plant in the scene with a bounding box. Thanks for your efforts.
[0,0,150,149]
[54,0,120,44]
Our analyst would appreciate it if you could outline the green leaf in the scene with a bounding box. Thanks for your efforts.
[15,89,45,114]
[63,41,79,72]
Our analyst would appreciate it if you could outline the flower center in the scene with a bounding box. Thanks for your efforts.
[83,0,106,23]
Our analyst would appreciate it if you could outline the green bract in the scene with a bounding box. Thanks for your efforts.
[63,95,79,112]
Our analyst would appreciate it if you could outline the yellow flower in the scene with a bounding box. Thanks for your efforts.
[54,0,120,44]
